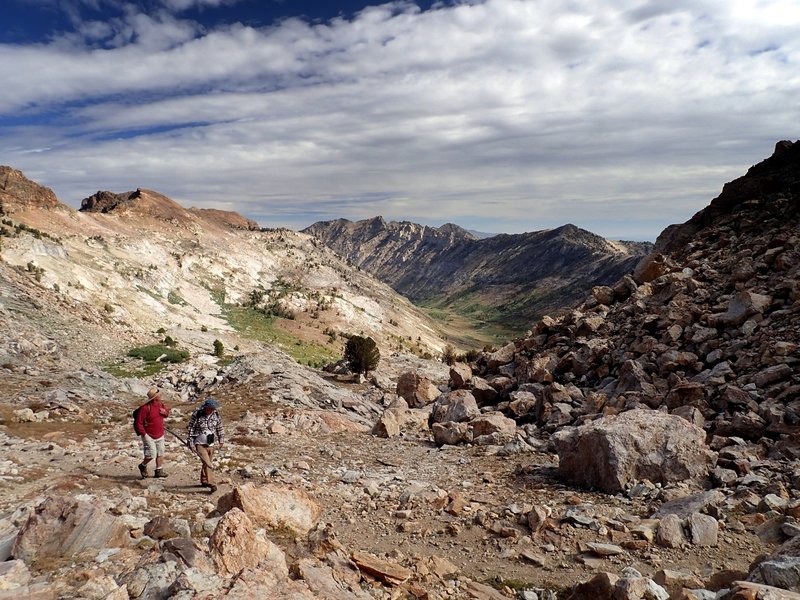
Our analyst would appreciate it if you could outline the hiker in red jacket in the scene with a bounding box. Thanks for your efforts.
[135,387,170,478]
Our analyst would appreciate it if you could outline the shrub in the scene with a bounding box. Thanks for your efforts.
[213,339,224,357]
[200,325,208,332]
[442,344,457,366]
[459,348,481,363]
[128,344,189,363]
[344,335,380,375]
[156,327,166,334]
[162,336,177,347]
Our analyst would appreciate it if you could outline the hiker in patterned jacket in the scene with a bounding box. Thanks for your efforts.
[187,398,225,493]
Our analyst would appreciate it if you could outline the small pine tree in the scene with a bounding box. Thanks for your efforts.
[213,339,224,358]
[344,335,380,375]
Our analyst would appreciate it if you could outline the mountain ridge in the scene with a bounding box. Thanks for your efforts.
[304,217,652,342]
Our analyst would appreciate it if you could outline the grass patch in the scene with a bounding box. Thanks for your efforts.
[103,361,167,378]
[222,306,339,366]
[168,290,187,305]
[128,344,189,363]
[102,343,191,377]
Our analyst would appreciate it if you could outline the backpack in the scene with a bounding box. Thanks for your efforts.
[133,405,145,435]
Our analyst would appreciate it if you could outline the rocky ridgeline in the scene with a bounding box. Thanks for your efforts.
[368,142,800,599]
[424,141,799,449]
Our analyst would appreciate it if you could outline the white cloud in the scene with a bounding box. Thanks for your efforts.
[1,0,798,240]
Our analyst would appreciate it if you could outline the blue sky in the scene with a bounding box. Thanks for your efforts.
[1,0,798,241]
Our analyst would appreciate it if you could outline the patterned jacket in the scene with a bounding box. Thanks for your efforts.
[187,408,224,446]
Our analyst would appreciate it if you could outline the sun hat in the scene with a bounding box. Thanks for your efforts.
[202,398,220,409]
[147,387,161,400]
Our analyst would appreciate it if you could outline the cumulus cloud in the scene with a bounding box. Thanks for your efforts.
[1,0,798,240]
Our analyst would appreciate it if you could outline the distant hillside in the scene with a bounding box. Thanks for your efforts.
[304,217,652,345]
[0,168,447,369]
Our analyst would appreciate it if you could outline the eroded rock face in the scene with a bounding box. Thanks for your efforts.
[553,409,717,493]
[11,495,130,563]
[216,483,321,536]
[0,166,61,212]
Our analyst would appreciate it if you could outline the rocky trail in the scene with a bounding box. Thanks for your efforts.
[0,367,781,599]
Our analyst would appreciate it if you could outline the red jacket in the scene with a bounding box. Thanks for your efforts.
[135,400,170,438]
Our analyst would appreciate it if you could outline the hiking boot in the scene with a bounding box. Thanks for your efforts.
[207,484,217,493]
[153,469,167,478]
[138,464,148,479]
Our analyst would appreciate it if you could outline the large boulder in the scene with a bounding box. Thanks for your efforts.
[372,398,409,438]
[209,508,288,577]
[449,363,473,389]
[552,409,717,493]
[429,390,480,424]
[217,483,321,536]
[396,372,441,408]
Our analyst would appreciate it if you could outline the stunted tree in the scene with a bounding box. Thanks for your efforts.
[344,335,380,375]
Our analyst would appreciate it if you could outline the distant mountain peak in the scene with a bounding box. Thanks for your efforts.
[0,165,63,213]
[80,187,258,230]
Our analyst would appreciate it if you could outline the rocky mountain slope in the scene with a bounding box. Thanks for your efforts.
[2,143,800,600]
[0,167,447,367]
[304,217,652,344]
[402,140,800,596]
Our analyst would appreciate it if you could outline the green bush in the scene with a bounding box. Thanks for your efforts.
[162,336,177,347]
[128,344,189,363]
[213,339,224,357]
[344,335,380,375]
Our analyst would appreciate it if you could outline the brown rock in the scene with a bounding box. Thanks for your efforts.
[462,580,509,600]
[449,363,473,388]
[429,389,480,424]
[297,558,370,599]
[210,508,288,577]
[687,512,718,547]
[665,382,707,410]
[709,290,772,327]
[432,421,471,446]
[567,571,618,600]
[553,409,716,493]
[470,412,516,439]
[216,483,321,536]
[0,166,61,212]
[592,285,615,305]
[487,342,516,369]
[396,372,441,408]
[656,514,687,549]
[351,551,412,586]
[11,495,129,563]
[723,581,800,599]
